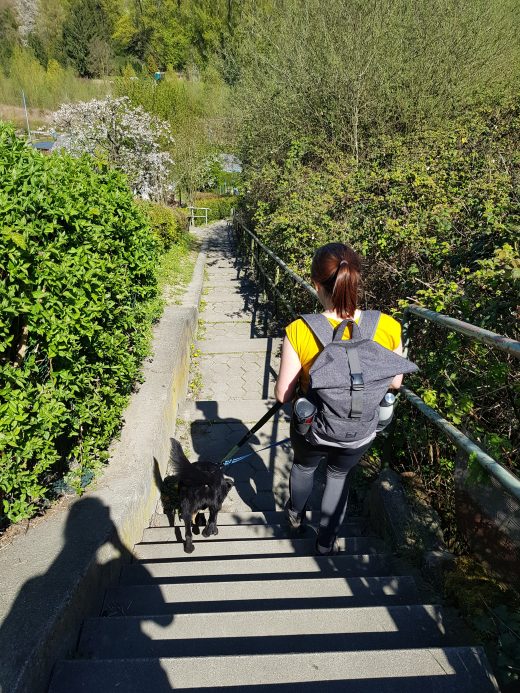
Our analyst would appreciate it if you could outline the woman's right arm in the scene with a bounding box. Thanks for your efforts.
[275,336,302,403]
[389,341,404,390]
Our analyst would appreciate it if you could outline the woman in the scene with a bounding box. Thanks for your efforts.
[274,242,404,555]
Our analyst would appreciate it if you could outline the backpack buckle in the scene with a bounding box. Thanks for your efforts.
[351,373,364,390]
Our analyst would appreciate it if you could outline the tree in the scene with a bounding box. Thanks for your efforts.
[61,0,113,76]
[232,0,520,165]
[0,4,19,71]
[53,96,174,200]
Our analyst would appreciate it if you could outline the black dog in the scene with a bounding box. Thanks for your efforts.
[170,440,234,554]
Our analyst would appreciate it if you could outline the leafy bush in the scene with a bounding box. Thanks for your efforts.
[241,99,519,543]
[0,123,159,526]
[136,201,188,252]
[195,195,234,223]
[444,557,520,690]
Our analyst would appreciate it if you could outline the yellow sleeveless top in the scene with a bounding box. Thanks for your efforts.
[285,312,402,392]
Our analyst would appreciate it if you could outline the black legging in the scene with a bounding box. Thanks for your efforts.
[290,424,373,548]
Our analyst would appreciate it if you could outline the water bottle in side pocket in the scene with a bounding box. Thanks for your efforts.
[376,391,396,432]
[293,397,317,436]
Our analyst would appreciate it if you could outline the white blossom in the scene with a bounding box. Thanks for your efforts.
[52,96,175,201]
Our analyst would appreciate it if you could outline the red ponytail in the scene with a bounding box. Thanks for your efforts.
[310,243,361,318]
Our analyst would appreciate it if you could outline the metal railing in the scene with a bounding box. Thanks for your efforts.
[233,215,319,318]
[188,206,210,227]
[233,214,520,501]
[401,306,520,501]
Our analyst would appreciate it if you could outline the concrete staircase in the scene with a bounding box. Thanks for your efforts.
[48,223,498,692]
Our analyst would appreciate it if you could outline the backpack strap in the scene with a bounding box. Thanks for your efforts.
[300,314,334,347]
[333,319,364,419]
[357,310,381,340]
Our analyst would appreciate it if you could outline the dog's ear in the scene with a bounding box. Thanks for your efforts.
[224,474,234,488]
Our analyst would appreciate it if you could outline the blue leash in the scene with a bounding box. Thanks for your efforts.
[222,437,291,467]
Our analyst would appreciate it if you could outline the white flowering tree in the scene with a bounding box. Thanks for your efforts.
[53,96,174,201]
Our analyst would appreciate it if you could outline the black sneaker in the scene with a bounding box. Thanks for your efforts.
[315,537,340,555]
[284,500,303,530]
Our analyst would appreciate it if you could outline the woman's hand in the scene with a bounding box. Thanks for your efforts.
[275,336,302,403]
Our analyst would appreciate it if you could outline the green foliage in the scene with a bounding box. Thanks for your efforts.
[444,557,520,689]
[0,122,159,526]
[233,0,520,165]
[0,6,19,72]
[241,98,520,545]
[136,200,188,252]
[195,194,234,223]
[61,0,114,77]
[115,69,230,202]
[0,47,109,110]
[156,231,198,305]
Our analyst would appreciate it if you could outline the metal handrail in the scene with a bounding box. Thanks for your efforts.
[233,213,520,501]
[403,305,520,359]
[234,215,318,299]
[188,206,210,226]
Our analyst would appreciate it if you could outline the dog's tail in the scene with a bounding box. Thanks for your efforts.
[169,438,216,487]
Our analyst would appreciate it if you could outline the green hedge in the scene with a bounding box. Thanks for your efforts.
[136,200,189,252]
[0,123,159,525]
[195,195,235,224]
[243,98,519,536]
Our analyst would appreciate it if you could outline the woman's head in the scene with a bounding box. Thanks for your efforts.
[310,243,361,318]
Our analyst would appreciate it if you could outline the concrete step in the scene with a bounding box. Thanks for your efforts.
[180,399,291,424]
[203,278,254,289]
[197,338,282,354]
[199,310,252,322]
[102,576,420,616]
[141,523,366,542]
[49,647,499,692]
[204,271,242,282]
[150,510,363,527]
[78,605,448,659]
[199,321,278,339]
[120,554,393,584]
[133,537,385,560]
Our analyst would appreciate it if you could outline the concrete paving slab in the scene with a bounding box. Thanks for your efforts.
[49,647,499,692]
[200,322,276,339]
[120,554,393,583]
[78,605,447,658]
[197,338,282,354]
[200,312,252,323]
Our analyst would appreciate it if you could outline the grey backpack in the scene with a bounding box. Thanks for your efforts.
[301,311,418,445]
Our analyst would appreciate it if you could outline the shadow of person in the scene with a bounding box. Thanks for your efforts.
[0,496,173,693]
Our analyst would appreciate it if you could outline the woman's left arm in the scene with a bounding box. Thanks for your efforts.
[275,336,302,403]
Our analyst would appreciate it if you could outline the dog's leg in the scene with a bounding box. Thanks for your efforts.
[202,505,219,537]
[181,506,195,554]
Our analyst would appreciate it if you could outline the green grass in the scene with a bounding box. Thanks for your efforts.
[157,233,199,304]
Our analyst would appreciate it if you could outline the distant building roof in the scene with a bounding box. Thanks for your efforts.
[32,141,54,151]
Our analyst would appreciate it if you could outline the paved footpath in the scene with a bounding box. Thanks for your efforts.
[49,222,498,692]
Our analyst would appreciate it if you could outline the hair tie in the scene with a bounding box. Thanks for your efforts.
[339,260,348,267]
